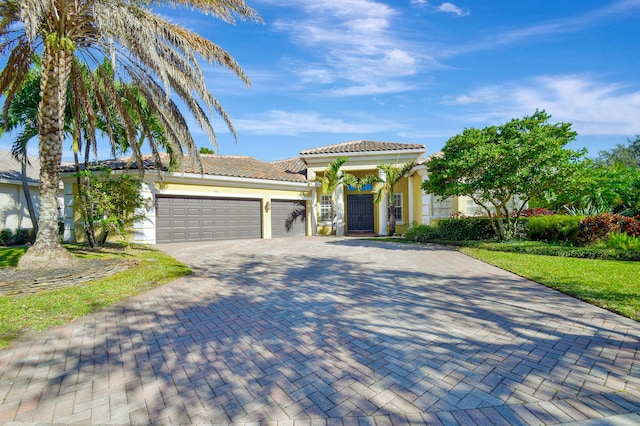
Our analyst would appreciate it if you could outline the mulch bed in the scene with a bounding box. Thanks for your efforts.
[0,258,137,296]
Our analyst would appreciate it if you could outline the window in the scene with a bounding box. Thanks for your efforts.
[320,195,332,222]
[433,197,452,217]
[392,193,403,222]
[466,198,484,217]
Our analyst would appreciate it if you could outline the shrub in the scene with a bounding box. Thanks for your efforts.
[607,232,640,251]
[14,228,35,245]
[404,223,440,242]
[525,215,582,243]
[0,229,13,246]
[577,213,640,244]
[476,241,640,261]
[438,217,496,241]
[0,228,37,246]
[517,208,555,218]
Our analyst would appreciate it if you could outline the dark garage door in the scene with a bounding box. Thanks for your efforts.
[156,196,261,243]
[271,200,306,238]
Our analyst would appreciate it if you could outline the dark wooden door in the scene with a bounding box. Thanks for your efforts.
[347,194,374,232]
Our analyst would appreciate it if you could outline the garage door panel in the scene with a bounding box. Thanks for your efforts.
[271,200,306,238]
[156,196,261,243]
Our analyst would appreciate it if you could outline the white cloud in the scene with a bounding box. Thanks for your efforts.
[442,88,501,105]
[443,75,640,136]
[331,81,415,96]
[233,110,403,135]
[264,0,431,95]
[436,3,469,17]
[297,67,335,84]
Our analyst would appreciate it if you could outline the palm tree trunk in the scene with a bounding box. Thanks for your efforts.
[18,44,79,270]
[388,193,397,235]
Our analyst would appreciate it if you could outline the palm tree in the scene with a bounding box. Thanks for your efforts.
[320,156,350,235]
[319,157,379,235]
[1,61,181,247]
[374,161,416,236]
[0,0,260,270]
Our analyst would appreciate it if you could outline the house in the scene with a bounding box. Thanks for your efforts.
[61,154,315,244]
[0,150,41,231]
[60,141,474,244]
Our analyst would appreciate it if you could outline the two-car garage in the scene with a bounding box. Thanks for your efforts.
[155,196,306,243]
[62,154,314,245]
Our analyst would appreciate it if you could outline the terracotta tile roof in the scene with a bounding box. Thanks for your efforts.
[0,150,40,184]
[61,155,168,173]
[270,157,307,177]
[300,140,425,155]
[418,151,443,165]
[197,154,307,182]
[62,153,308,183]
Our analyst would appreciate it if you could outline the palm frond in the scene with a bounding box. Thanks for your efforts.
[158,0,263,24]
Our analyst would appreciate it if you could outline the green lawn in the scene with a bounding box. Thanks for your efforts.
[460,247,640,321]
[0,246,28,267]
[0,244,191,349]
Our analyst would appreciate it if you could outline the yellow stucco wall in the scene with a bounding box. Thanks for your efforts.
[67,178,313,243]
[391,177,410,235]
[156,182,310,199]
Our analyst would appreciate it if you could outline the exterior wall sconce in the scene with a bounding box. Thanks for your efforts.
[264,201,271,212]
[145,196,154,210]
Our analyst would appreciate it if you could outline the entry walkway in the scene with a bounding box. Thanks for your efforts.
[1,237,639,424]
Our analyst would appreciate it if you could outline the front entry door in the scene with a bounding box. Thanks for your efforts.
[347,194,374,232]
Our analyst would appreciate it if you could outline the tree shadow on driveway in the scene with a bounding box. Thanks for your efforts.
[2,238,640,424]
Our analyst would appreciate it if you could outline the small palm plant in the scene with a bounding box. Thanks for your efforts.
[319,157,380,235]
[374,161,416,236]
[320,157,349,235]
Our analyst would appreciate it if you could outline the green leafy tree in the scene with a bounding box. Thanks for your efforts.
[77,169,145,247]
[0,0,260,270]
[537,136,640,216]
[596,135,640,168]
[423,110,582,240]
[199,147,216,154]
[592,137,640,215]
[374,161,416,236]
[538,160,640,216]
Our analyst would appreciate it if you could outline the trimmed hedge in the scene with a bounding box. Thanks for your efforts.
[525,215,583,243]
[438,218,496,241]
[476,241,640,261]
[0,228,36,246]
[404,223,440,242]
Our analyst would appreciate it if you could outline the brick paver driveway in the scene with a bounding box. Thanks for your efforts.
[1,237,639,425]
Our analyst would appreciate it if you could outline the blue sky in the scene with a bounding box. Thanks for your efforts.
[3,0,639,162]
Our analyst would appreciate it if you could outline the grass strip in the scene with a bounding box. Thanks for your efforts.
[0,245,191,349]
[0,246,27,267]
[460,247,640,321]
